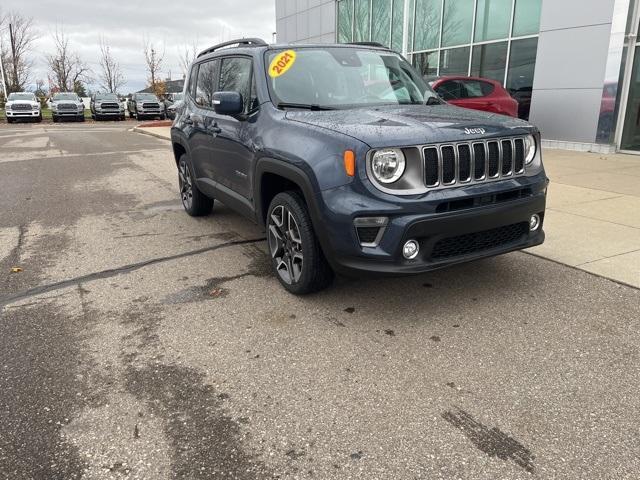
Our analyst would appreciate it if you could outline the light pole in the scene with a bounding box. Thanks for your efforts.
[0,26,7,98]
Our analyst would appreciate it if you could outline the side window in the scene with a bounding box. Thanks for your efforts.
[218,57,253,113]
[195,60,218,107]
[187,65,198,99]
[436,81,463,101]
[460,80,495,98]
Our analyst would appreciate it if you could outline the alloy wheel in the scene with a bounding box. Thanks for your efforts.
[178,160,193,210]
[268,205,304,284]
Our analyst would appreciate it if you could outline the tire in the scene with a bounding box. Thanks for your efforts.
[178,154,213,217]
[36,114,42,123]
[7,118,13,124]
[128,110,133,118]
[267,191,334,294]
[160,114,166,120]
[52,116,58,123]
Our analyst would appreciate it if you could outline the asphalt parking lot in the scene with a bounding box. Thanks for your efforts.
[1,122,639,479]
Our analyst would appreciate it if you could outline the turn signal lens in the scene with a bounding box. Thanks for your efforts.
[344,150,355,177]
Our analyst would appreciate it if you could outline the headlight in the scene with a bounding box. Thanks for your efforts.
[371,148,406,184]
[524,134,536,164]
[137,102,144,107]
[5,104,11,111]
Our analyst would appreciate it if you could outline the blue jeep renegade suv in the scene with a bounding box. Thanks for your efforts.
[171,39,547,294]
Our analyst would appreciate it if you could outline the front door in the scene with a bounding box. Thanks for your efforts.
[209,56,257,200]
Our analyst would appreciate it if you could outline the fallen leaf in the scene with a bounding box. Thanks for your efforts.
[10,267,23,273]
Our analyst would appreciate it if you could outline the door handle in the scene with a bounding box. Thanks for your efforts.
[207,124,222,135]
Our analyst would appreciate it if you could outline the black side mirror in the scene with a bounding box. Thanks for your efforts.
[212,91,243,116]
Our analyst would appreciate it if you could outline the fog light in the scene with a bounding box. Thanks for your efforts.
[403,240,420,260]
[529,214,541,232]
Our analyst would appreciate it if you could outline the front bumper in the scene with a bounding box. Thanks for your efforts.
[6,110,40,117]
[53,110,83,117]
[96,110,124,116]
[315,172,548,276]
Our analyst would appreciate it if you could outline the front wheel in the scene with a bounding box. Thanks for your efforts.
[178,155,213,216]
[267,191,334,294]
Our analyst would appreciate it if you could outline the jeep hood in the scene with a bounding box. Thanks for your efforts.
[285,104,534,148]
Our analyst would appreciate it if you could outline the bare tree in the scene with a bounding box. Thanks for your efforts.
[178,38,199,78]
[0,11,38,93]
[98,36,125,93]
[46,26,91,92]
[143,38,164,96]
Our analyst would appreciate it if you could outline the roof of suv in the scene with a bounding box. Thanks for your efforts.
[195,38,392,62]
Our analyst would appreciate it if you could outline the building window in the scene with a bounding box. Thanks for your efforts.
[372,0,392,46]
[471,42,508,83]
[414,51,439,77]
[354,0,371,41]
[335,0,541,119]
[507,38,539,120]
[442,0,474,47]
[440,47,471,76]
[474,0,513,42]
[391,0,405,51]
[338,0,353,43]
[413,0,441,51]
[513,0,542,37]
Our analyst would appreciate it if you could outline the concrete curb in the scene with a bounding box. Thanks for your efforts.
[132,126,171,141]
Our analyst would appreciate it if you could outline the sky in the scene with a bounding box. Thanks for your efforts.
[1,0,276,94]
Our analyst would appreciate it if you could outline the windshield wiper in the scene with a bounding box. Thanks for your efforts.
[277,102,336,111]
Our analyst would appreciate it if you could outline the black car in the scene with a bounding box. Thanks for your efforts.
[164,93,184,119]
[90,92,125,121]
[171,39,547,294]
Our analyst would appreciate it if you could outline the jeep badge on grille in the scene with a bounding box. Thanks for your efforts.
[464,127,486,135]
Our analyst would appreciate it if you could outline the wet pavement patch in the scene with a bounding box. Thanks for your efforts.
[124,363,272,479]
[162,243,271,304]
[442,407,535,473]
[0,301,105,479]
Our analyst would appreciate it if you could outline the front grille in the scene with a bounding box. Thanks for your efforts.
[423,137,527,189]
[142,103,160,110]
[100,102,120,111]
[58,103,77,111]
[431,222,529,260]
[12,103,32,111]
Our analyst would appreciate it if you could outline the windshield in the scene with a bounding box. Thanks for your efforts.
[96,93,118,101]
[54,93,79,101]
[137,94,158,101]
[8,93,36,101]
[173,93,184,101]
[265,47,440,109]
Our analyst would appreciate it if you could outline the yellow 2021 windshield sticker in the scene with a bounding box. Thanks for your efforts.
[269,50,297,78]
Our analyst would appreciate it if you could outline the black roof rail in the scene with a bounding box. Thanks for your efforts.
[197,38,268,58]
[348,41,387,48]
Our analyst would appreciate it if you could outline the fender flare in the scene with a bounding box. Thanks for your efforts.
[254,158,334,259]
[170,128,192,165]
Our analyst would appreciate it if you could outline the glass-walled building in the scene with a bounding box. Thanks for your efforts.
[276,0,640,154]
[335,0,541,119]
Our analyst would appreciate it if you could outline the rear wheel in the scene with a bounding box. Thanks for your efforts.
[267,191,334,294]
[178,155,213,216]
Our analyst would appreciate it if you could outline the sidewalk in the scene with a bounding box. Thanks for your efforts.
[133,125,640,288]
[529,149,640,288]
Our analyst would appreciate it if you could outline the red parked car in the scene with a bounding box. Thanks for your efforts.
[430,76,519,118]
